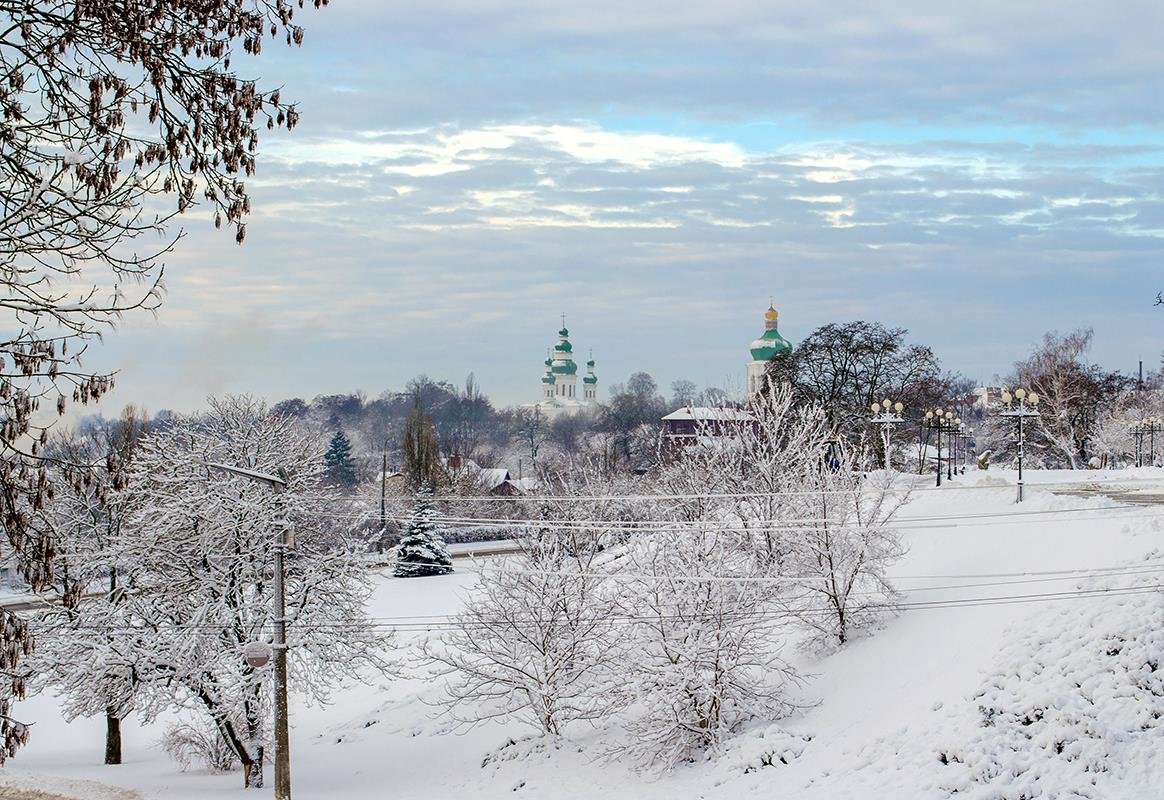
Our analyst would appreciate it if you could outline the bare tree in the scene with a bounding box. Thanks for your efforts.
[616,521,803,770]
[34,397,384,788]
[423,521,617,735]
[402,406,443,490]
[787,449,907,647]
[0,0,325,760]
[1010,329,1133,468]
[513,406,548,464]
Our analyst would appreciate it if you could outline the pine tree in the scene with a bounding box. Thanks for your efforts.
[324,429,358,488]
[394,485,453,578]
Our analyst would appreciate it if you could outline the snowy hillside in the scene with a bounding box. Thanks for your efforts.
[4,469,1163,800]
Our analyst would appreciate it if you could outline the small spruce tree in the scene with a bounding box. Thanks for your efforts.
[394,485,453,578]
[324,429,358,488]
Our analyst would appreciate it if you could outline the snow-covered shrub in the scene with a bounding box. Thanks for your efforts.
[785,454,908,648]
[717,723,813,776]
[616,524,804,771]
[424,524,617,735]
[162,718,238,773]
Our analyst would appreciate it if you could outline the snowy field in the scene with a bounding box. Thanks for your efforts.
[4,468,1164,800]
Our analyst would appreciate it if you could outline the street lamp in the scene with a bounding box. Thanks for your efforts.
[870,398,905,470]
[1133,416,1164,467]
[997,388,1041,503]
[947,413,960,480]
[923,409,951,487]
[1132,420,1145,467]
[207,462,294,800]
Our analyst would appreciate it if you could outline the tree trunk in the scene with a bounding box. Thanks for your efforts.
[104,709,122,765]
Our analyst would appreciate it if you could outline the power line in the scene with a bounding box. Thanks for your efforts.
[302,506,1160,535]
[332,475,1164,504]
[40,579,1164,634]
[458,561,1164,589]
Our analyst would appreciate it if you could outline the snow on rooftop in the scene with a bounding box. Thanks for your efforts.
[475,467,511,490]
[661,406,755,422]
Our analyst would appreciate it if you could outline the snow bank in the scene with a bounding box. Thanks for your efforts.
[0,771,142,800]
[795,554,1164,799]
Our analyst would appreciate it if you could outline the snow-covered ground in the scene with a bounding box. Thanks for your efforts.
[4,468,1164,799]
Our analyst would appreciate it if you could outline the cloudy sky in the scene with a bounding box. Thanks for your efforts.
[93,0,1164,412]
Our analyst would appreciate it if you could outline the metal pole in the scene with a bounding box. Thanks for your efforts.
[935,423,942,487]
[947,422,954,481]
[882,422,891,470]
[1017,412,1025,503]
[205,462,293,798]
[379,450,387,533]
[273,511,292,800]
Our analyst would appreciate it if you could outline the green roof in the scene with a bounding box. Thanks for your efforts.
[583,375,598,384]
[558,327,569,337]
[551,362,578,375]
[554,341,573,353]
[542,375,555,384]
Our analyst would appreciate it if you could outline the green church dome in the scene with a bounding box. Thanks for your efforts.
[750,305,793,361]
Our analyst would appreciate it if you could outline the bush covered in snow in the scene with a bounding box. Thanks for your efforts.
[934,562,1164,799]
[162,718,238,773]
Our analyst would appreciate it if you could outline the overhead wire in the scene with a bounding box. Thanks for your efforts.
[38,575,1164,634]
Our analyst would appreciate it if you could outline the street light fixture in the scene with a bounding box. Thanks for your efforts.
[997,389,1040,503]
[870,398,905,470]
[923,409,954,487]
[207,462,294,800]
[960,425,975,474]
[947,413,960,480]
[1135,417,1164,467]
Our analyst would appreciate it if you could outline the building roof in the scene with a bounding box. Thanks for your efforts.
[661,406,755,422]
[476,467,511,491]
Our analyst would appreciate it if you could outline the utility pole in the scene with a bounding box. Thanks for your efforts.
[380,448,388,533]
[208,462,293,800]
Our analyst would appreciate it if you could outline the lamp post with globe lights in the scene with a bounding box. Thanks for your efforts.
[1131,419,1147,467]
[998,388,1041,502]
[960,425,975,474]
[923,408,949,487]
[1136,417,1164,467]
[947,413,961,480]
[870,398,905,470]
[950,419,964,475]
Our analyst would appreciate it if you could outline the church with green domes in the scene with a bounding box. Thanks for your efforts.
[747,303,793,396]
[531,317,598,417]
